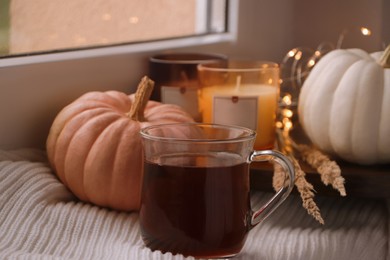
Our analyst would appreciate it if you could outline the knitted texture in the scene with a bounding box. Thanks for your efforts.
[0,149,388,260]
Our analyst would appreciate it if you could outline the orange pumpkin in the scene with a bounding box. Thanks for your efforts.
[46,77,194,211]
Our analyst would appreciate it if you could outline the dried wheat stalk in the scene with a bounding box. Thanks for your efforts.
[273,156,325,225]
[275,129,325,224]
[297,144,346,196]
[274,128,347,224]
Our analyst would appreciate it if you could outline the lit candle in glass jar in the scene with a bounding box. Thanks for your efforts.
[198,61,280,149]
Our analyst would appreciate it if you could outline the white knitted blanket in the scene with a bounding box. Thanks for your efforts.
[0,149,389,260]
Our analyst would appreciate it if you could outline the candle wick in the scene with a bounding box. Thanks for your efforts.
[235,75,241,92]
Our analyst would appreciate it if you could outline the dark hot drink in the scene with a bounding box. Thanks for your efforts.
[140,123,295,258]
[140,152,251,258]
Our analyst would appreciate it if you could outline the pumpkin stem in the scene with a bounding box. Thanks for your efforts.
[128,76,155,121]
[379,44,390,68]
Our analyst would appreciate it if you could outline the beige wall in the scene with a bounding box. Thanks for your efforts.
[292,0,385,52]
[180,0,295,62]
[191,0,387,60]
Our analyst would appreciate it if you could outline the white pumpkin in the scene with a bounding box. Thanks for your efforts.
[298,46,390,165]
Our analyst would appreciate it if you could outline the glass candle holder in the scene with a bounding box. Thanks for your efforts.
[197,61,280,150]
[149,53,227,121]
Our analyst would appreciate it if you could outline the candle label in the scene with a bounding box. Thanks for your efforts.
[161,86,199,120]
[213,96,258,130]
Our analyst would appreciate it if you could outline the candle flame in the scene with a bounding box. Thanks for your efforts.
[235,75,241,92]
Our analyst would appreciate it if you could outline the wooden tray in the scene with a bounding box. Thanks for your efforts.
[250,126,390,198]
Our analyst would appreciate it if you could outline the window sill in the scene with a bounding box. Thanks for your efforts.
[0,32,236,68]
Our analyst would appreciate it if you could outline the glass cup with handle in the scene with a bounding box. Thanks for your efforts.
[139,122,295,258]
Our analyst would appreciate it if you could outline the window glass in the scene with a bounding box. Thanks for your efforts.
[0,0,227,57]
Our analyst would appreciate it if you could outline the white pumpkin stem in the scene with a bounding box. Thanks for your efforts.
[379,44,390,68]
[128,76,155,121]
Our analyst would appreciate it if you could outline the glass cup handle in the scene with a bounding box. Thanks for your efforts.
[249,150,295,227]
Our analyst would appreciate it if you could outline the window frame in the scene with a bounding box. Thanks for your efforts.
[0,0,238,68]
